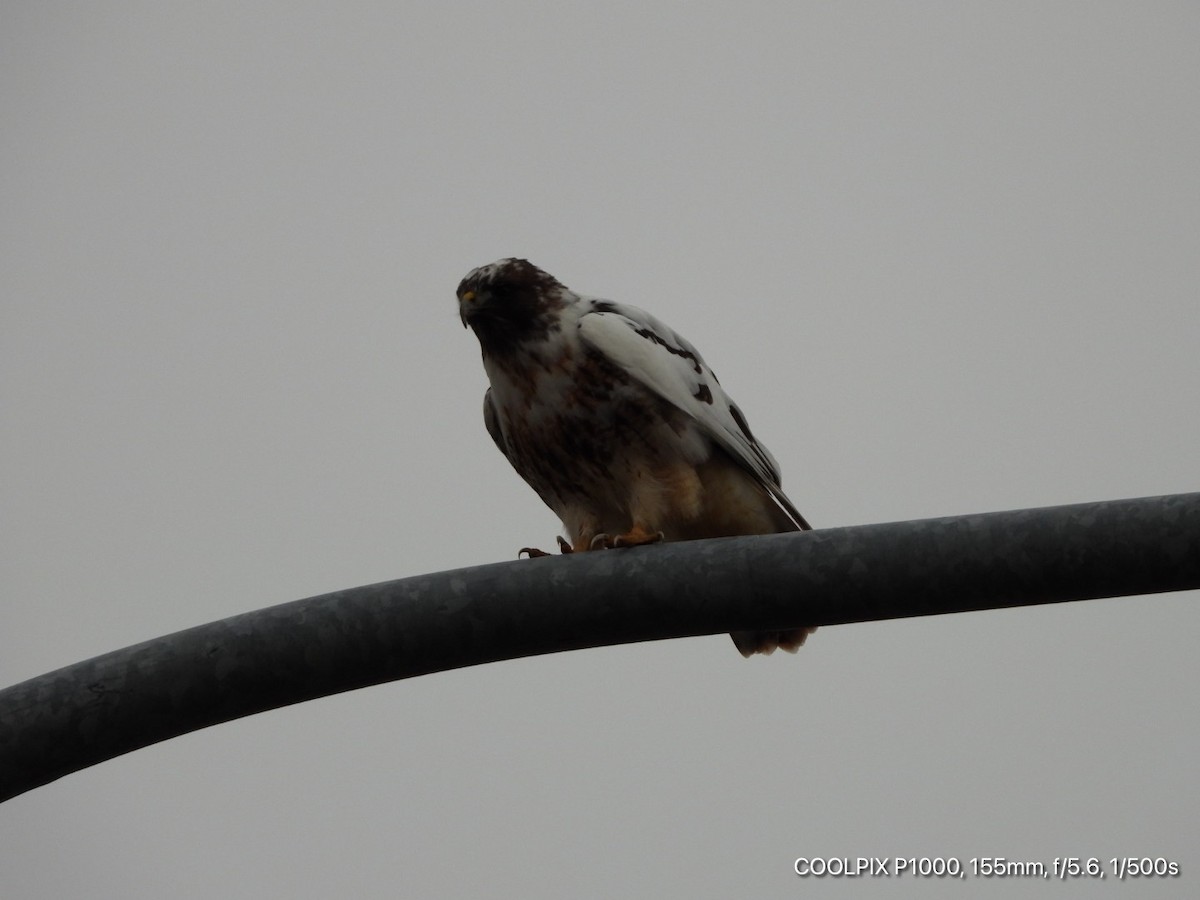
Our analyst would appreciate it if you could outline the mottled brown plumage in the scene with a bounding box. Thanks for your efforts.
[459,258,814,656]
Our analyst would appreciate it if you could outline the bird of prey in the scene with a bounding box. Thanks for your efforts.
[457,258,814,656]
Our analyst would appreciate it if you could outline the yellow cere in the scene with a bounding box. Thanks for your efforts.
[461,290,476,302]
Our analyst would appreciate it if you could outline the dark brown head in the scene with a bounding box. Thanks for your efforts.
[456,258,570,356]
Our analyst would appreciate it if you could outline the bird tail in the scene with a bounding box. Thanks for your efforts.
[731,626,816,657]
[731,489,816,656]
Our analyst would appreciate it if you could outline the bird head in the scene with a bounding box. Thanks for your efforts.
[456,258,568,354]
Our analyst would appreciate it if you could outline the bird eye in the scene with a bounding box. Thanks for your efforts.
[461,290,476,303]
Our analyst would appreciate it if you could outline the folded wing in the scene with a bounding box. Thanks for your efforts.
[577,301,810,530]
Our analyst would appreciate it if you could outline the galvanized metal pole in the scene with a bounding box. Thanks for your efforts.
[2,493,1198,802]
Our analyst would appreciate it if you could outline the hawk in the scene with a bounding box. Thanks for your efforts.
[458,258,815,656]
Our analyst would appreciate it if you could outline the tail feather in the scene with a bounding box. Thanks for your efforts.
[731,626,816,657]
[729,489,816,656]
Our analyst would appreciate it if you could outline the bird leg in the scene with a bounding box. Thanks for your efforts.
[611,524,665,548]
[520,526,662,556]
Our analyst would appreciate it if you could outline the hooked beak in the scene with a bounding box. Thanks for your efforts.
[458,290,476,328]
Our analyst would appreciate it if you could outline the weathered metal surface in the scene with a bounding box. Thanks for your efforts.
[2,493,1197,801]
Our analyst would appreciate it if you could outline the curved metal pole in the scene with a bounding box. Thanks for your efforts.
[2,493,1198,802]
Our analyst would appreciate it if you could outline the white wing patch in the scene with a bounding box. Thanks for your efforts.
[577,300,809,530]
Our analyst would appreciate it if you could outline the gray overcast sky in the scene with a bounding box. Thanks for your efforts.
[2,2,1197,897]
